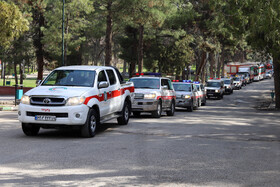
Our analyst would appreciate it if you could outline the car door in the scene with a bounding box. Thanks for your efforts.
[192,84,198,105]
[97,70,111,117]
[105,69,120,113]
[160,79,168,108]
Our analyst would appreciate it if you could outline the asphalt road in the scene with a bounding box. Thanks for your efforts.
[0,78,279,187]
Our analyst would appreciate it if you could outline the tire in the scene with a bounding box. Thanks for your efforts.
[152,100,162,118]
[118,100,130,125]
[22,123,40,136]
[187,101,194,112]
[201,97,206,106]
[198,99,201,107]
[221,94,224,99]
[81,109,98,138]
[194,100,199,110]
[133,111,141,117]
[166,100,175,116]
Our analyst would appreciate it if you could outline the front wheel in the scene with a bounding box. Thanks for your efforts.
[166,100,175,116]
[187,101,194,112]
[117,101,130,125]
[81,109,98,138]
[152,100,162,118]
[201,97,206,106]
[22,123,40,136]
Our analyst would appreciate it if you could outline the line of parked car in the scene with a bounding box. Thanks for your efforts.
[129,71,273,118]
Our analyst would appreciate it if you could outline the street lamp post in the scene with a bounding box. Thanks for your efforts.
[62,0,65,66]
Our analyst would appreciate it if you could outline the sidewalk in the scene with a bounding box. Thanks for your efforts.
[0,71,51,111]
[0,96,18,111]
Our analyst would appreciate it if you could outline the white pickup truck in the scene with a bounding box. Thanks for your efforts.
[18,66,134,138]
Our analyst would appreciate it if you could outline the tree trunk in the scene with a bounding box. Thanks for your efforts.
[209,52,215,78]
[202,65,206,83]
[1,60,3,79]
[105,0,113,66]
[20,61,24,85]
[33,6,45,81]
[3,62,5,86]
[272,52,280,108]
[13,62,18,86]
[217,49,225,78]
[123,60,127,73]
[129,62,136,77]
[138,24,144,73]
[195,51,207,81]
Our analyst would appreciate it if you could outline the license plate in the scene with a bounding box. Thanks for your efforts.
[35,115,56,121]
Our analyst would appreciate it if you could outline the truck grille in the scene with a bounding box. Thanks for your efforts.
[207,90,215,93]
[134,93,144,99]
[176,95,183,99]
[26,112,68,118]
[30,97,66,106]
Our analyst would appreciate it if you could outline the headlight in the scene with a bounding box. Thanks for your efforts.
[66,96,85,106]
[184,95,191,99]
[144,93,156,99]
[215,90,220,93]
[21,95,30,105]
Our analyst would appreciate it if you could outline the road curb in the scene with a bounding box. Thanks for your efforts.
[0,106,18,111]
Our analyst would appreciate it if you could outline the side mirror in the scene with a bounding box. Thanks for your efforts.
[162,85,168,90]
[98,81,109,89]
[36,80,42,87]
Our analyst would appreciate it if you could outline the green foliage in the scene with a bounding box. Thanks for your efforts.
[42,0,94,62]
[0,1,29,48]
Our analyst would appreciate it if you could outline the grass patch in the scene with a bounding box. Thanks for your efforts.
[0,78,37,87]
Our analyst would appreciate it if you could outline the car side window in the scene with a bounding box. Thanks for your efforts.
[193,85,196,91]
[161,79,171,89]
[106,69,117,85]
[98,70,108,83]
[167,79,173,90]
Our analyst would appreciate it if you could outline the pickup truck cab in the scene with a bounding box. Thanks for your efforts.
[129,76,175,118]
[18,66,134,138]
[173,80,199,112]
[205,79,225,99]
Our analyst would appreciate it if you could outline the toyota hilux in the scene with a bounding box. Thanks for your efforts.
[18,66,134,138]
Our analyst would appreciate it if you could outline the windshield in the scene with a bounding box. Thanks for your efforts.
[173,84,192,92]
[224,80,231,84]
[130,78,160,89]
[206,82,221,87]
[42,70,95,87]
[233,77,240,81]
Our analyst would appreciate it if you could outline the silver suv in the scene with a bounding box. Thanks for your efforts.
[205,79,225,99]
[173,81,199,112]
[222,78,234,94]
[130,77,176,118]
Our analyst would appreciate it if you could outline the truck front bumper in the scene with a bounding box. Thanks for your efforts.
[18,104,89,126]
[132,99,159,112]
[175,99,192,108]
[207,93,221,97]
